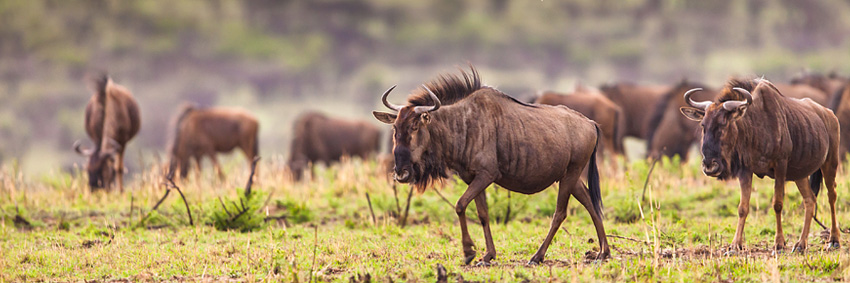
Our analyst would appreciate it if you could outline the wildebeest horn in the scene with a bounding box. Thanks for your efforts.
[73,140,94,156]
[723,87,753,111]
[413,85,441,114]
[683,88,711,110]
[381,85,402,111]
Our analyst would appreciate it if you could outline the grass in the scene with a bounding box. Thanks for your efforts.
[3,154,850,282]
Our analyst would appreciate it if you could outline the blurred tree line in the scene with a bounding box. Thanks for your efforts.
[0,0,848,173]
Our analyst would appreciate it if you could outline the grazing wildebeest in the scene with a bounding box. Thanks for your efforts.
[287,111,381,181]
[791,72,846,98]
[534,90,624,160]
[680,78,840,252]
[74,74,140,192]
[829,85,850,160]
[373,66,609,265]
[167,103,259,179]
[646,80,717,160]
[599,82,670,155]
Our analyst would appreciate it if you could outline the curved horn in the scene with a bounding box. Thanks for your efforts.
[381,85,402,111]
[73,140,94,156]
[683,88,711,110]
[413,85,441,114]
[723,87,753,111]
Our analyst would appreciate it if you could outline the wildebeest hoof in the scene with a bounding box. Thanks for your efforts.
[791,243,807,254]
[722,249,738,256]
[474,261,492,267]
[463,254,476,265]
[826,241,841,250]
[526,255,543,265]
[770,249,784,256]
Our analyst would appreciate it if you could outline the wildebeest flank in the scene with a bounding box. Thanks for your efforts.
[287,111,381,181]
[373,66,609,265]
[680,78,840,252]
[74,73,140,192]
[167,103,259,179]
[829,84,850,160]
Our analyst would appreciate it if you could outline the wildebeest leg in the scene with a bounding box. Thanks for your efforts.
[528,175,578,264]
[473,191,496,265]
[822,164,841,248]
[731,173,753,250]
[193,155,203,180]
[792,178,816,253]
[772,172,788,251]
[455,175,495,265]
[116,152,125,193]
[571,181,610,260]
[211,154,225,180]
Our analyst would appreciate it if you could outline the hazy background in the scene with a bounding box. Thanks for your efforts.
[1,0,848,175]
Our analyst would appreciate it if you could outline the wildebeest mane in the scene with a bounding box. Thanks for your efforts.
[407,66,482,106]
[646,79,708,149]
[717,78,767,103]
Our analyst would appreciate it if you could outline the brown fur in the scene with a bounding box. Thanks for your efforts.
[681,78,840,252]
[374,66,609,265]
[287,111,381,181]
[78,74,140,192]
[645,79,715,160]
[535,90,625,158]
[599,82,670,152]
[791,72,847,98]
[167,104,259,179]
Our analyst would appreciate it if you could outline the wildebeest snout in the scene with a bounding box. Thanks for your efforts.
[702,159,722,176]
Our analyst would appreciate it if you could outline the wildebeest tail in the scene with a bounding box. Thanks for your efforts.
[809,168,827,229]
[87,72,110,105]
[588,124,604,218]
[612,108,622,154]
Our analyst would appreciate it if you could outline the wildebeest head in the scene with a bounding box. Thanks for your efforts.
[74,139,120,189]
[679,86,752,179]
[373,85,443,187]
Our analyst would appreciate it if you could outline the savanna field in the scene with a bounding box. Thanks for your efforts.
[4,149,850,282]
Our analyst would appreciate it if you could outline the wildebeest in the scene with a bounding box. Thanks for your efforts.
[534,89,624,160]
[791,72,846,98]
[74,74,140,192]
[287,111,381,181]
[599,82,670,154]
[167,103,259,179]
[646,80,716,160]
[829,85,850,159]
[373,66,609,265]
[680,78,840,252]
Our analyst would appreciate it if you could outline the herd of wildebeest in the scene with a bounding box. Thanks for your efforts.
[71,65,850,265]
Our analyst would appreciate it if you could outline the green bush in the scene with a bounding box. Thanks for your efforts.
[209,190,267,233]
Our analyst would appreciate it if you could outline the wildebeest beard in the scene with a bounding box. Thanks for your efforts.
[409,147,449,193]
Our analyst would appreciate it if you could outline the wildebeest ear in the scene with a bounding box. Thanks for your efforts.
[372,111,397,124]
[679,107,705,121]
[420,113,431,124]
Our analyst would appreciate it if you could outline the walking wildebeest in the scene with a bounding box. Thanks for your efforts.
[534,90,624,160]
[646,80,716,160]
[373,66,609,265]
[829,85,850,160]
[287,111,381,181]
[167,103,259,179]
[680,78,840,252]
[74,73,140,192]
[599,82,670,156]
